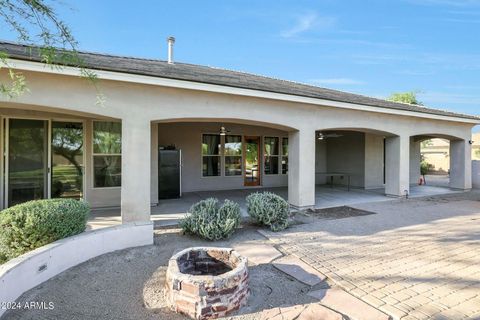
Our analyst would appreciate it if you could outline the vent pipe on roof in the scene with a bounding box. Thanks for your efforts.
[167,36,175,64]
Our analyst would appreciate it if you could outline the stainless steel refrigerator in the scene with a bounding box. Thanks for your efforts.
[158,149,182,199]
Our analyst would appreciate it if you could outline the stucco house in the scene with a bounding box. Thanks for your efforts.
[0,41,479,225]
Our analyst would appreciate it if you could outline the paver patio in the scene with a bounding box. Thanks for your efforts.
[262,193,480,320]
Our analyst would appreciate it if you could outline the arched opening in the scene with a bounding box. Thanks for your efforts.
[410,133,468,194]
[314,128,398,207]
[151,119,293,219]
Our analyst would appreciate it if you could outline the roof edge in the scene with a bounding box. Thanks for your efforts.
[1,40,479,123]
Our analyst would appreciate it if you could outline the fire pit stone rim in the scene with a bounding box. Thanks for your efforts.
[168,246,248,280]
[165,246,250,319]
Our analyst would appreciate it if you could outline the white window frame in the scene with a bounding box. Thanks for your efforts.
[201,133,222,178]
[264,136,280,175]
[92,120,122,189]
[224,134,243,177]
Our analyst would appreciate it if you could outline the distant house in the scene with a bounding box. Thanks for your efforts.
[421,133,480,173]
[0,41,478,224]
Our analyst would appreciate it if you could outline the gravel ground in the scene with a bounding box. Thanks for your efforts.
[2,227,317,320]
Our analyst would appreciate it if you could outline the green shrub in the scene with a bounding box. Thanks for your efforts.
[420,160,433,176]
[246,192,289,231]
[0,199,90,264]
[180,198,240,240]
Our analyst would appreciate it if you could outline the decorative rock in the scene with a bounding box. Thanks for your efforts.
[308,288,390,320]
[299,303,344,320]
[233,242,282,265]
[273,255,326,286]
[260,305,305,320]
[260,303,343,320]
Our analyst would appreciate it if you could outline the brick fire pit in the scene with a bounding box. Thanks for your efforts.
[165,247,249,319]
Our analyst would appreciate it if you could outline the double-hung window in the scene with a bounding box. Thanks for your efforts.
[264,137,279,175]
[202,134,221,176]
[93,121,122,188]
[225,135,242,176]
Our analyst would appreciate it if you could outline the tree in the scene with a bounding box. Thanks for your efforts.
[0,0,101,102]
[421,139,433,148]
[387,91,423,105]
[420,160,432,184]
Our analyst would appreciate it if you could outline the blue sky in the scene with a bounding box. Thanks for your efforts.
[1,0,480,122]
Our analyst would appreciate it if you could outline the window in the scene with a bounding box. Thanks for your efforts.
[282,137,288,174]
[264,137,279,175]
[225,135,242,176]
[93,121,121,188]
[202,134,221,176]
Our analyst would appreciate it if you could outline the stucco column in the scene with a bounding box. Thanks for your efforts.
[450,139,472,190]
[385,135,410,197]
[409,138,421,185]
[288,128,316,209]
[121,117,151,223]
[150,123,159,205]
[364,133,385,189]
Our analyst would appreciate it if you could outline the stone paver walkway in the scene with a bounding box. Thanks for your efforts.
[273,255,326,286]
[260,302,343,320]
[262,197,480,320]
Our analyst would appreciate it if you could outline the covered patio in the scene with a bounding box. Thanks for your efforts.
[87,182,462,229]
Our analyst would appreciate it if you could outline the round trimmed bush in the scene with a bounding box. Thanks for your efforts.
[180,198,240,241]
[246,192,289,231]
[0,199,90,263]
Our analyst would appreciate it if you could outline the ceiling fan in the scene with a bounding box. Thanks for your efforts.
[317,132,344,140]
[219,125,231,136]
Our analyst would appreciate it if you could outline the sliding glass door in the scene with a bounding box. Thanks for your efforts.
[7,119,48,207]
[4,119,84,207]
[51,121,84,199]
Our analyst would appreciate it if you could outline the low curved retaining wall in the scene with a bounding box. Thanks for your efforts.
[0,221,153,317]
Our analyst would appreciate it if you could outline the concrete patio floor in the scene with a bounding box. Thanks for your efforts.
[87,181,462,230]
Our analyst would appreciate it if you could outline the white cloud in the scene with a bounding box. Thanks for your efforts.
[408,0,480,6]
[395,70,436,76]
[442,17,480,23]
[281,12,335,38]
[310,78,365,85]
[444,84,480,90]
[447,9,480,14]
[351,52,480,70]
